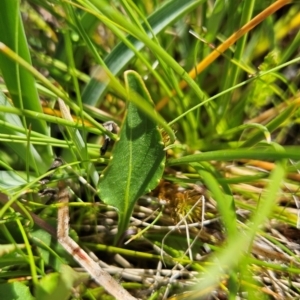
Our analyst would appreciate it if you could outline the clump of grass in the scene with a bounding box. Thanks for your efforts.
[0,0,300,299]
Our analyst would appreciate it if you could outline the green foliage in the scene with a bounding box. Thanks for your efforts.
[0,282,34,300]
[81,0,203,106]
[191,162,237,238]
[0,91,48,171]
[0,0,48,136]
[98,70,165,243]
[0,0,300,299]
[35,265,88,300]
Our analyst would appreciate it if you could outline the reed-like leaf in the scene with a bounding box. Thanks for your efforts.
[0,0,48,136]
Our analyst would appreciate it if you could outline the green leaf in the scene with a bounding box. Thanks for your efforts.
[191,159,287,295]
[35,265,87,300]
[0,0,48,136]
[0,282,34,300]
[167,146,300,165]
[82,0,204,106]
[98,70,166,243]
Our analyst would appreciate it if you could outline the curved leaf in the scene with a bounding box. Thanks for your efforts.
[98,70,166,243]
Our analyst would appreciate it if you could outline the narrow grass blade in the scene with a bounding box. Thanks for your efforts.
[0,91,48,171]
[82,0,204,106]
[0,0,48,136]
[192,162,237,238]
[168,146,300,165]
[186,159,287,298]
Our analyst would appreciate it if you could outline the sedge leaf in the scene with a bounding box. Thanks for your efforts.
[98,70,166,243]
[0,0,48,136]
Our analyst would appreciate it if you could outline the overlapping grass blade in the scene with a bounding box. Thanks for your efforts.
[81,0,205,106]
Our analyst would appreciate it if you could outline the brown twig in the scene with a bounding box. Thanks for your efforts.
[56,182,137,300]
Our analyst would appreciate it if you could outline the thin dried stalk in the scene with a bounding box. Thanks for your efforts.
[56,182,137,300]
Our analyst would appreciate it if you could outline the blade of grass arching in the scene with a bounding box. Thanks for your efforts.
[0,42,117,142]
[66,7,176,143]
[209,123,270,144]
[241,102,298,148]
[0,3,170,146]
[184,158,286,299]
[191,162,237,238]
[168,56,300,127]
[167,146,300,165]
[84,0,207,117]
[74,1,181,114]
[117,0,175,96]
[81,0,204,106]
[156,0,292,110]
[109,79,176,143]
[0,0,49,137]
